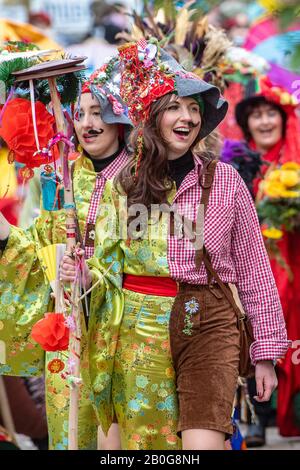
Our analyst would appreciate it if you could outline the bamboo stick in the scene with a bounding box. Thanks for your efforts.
[48,77,80,450]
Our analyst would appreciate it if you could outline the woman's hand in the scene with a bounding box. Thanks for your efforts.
[60,249,92,289]
[0,212,10,240]
[254,360,278,402]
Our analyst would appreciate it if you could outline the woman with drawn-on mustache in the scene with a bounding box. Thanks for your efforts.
[60,40,290,450]
[0,57,132,450]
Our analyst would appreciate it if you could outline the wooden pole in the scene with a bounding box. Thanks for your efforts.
[48,77,80,450]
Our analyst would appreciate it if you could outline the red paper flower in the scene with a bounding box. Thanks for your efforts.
[31,313,69,352]
[47,358,65,374]
[0,98,58,168]
[259,76,298,114]
[118,41,175,126]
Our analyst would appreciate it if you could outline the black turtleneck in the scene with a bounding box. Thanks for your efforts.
[168,151,195,189]
[0,238,7,251]
[87,142,124,173]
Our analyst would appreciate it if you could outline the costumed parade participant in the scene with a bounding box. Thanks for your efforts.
[0,55,132,449]
[60,39,290,450]
[234,76,300,438]
[119,5,248,449]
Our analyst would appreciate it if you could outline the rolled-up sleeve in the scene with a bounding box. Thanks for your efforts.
[231,174,291,364]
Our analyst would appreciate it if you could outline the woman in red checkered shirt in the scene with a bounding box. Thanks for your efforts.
[61,41,290,450]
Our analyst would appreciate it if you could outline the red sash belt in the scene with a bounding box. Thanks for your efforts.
[123,274,178,297]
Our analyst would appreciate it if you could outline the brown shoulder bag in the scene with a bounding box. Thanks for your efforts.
[195,158,255,378]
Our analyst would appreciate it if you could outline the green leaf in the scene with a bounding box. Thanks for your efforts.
[0,57,37,91]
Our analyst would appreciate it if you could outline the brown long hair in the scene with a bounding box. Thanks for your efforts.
[116,93,211,208]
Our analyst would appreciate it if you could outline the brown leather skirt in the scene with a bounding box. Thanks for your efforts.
[169,282,240,436]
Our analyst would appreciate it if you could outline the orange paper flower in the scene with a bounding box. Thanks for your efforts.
[31,313,69,351]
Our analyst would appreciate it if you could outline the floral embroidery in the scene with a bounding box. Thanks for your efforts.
[47,358,65,374]
[182,297,199,336]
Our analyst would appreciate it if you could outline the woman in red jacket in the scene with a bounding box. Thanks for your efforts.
[235,76,300,437]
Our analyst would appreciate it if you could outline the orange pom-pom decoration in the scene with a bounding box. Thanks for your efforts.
[0,98,58,168]
[47,358,65,374]
[31,313,69,352]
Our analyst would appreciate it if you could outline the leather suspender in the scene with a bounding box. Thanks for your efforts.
[196,161,244,319]
[194,158,217,270]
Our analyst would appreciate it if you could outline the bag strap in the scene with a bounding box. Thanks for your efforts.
[194,158,217,270]
[194,159,245,323]
[202,247,244,321]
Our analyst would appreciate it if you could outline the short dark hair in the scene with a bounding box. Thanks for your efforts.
[238,97,287,141]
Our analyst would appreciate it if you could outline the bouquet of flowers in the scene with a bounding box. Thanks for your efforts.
[257,162,300,240]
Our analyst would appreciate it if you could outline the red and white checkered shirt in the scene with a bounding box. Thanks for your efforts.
[84,147,128,258]
[168,154,291,364]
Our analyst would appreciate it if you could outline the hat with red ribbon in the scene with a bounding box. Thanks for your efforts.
[235,75,300,163]
[118,38,228,140]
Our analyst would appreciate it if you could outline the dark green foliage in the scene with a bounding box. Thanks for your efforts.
[0,57,37,90]
[14,70,85,105]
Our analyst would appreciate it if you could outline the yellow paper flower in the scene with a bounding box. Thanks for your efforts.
[263,181,286,198]
[281,162,300,171]
[267,169,281,182]
[279,190,300,198]
[280,92,293,106]
[259,0,282,11]
[291,95,299,106]
[262,227,284,239]
[279,170,299,188]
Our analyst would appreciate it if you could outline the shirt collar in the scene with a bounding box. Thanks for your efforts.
[193,153,204,175]
[76,147,128,177]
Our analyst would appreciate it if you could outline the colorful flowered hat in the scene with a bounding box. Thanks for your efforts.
[235,75,300,163]
[118,38,228,140]
[79,56,132,129]
[235,75,298,124]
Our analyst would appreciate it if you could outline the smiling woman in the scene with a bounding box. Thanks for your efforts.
[247,102,283,154]
[237,98,286,154]
[74,93,119,159]
[160,95,202,161]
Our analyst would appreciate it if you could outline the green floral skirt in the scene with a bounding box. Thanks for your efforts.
[45,347,98,450]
